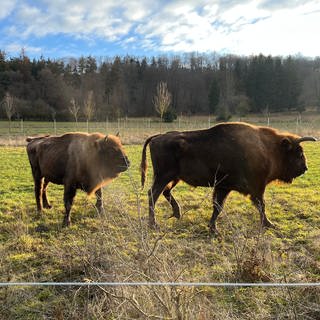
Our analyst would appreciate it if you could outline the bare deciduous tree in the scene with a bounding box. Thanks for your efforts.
[153,81,171,122]
[69,97,80,123]
[1,92,15,132]
[83,90,95,132]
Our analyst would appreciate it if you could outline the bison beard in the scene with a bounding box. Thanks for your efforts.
[141,122,316,234]
[26,132,130,227]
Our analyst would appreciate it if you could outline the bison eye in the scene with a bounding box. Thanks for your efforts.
[109,148,121,157]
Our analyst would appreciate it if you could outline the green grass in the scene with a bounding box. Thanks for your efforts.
[0,143,319,319]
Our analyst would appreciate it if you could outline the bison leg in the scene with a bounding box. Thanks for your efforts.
[95,188,104,213]
[63,185,77,227]
[148,176,173,228]
[209,188,230,234]
[34,175,43,212]
[42,178,52,209]
[251,195,275,229]
[28,151,43,213]
[163,180,180,219]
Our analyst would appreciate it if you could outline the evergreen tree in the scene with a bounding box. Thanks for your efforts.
[208,75,220,114]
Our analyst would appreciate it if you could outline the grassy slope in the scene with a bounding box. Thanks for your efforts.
[0,144,319,319]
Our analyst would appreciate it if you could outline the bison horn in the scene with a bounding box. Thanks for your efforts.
[116,131,120,137]
[296,136,317,143]
[104,135,108,142]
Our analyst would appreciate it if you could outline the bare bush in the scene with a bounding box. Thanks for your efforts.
[83,90,95,132]
[1,92,15,133]
[69,98,80,124]
[153,81,171,123]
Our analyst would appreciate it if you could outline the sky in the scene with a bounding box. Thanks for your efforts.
[0,0,319,60]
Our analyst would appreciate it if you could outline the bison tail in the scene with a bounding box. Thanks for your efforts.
[141,134,160,189]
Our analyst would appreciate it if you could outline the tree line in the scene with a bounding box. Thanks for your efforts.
[1,50,320,122]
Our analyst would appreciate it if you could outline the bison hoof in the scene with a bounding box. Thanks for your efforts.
[62,219,71,228]
[97,206,104,214]
[35,223,50,233]
[43,204,52,209]
[35,210,42,219]
[168,212,181,220]
[262,220,277,229]
[208,225,220,237]
[149,222,160,230]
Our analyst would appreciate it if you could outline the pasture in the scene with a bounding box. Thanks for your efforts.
[0,118,319,319]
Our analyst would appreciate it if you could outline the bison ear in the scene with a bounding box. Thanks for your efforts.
[281,138,293,151]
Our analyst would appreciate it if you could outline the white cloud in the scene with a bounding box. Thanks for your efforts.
[4,43,42,55]
[10,0,150,40]
[258,0,311,11]
[134,0,320,56]
[1,0,319,57]
[225,1,320,56]
[0,0,16,20]
[219,2,269,27]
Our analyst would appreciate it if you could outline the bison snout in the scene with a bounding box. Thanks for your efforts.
[119,156,130,172]
[125,156,130,168]
[298,164,307,176]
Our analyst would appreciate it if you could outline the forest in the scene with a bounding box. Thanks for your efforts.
[0,50,320,121]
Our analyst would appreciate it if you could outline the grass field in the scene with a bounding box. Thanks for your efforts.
[0,133,319,318]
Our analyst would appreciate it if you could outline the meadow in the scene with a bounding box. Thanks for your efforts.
[0,117,319,319]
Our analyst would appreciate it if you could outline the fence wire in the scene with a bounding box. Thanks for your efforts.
[0,282,319,287]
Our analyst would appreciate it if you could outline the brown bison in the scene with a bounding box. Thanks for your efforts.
[141,122,316,233]
[26,132,130,226]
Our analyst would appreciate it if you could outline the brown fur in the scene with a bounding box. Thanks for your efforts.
[26,132,130,226]
[141,122,315,233]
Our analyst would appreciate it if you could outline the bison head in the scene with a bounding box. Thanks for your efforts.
[96,135,130,175]
[280,136,316,183]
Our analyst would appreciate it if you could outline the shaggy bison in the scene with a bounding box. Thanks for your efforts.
[26,132,130,226]
[141,122,316,233]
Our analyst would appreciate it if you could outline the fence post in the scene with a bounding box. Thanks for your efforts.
[296,115,302,133]
[53,120,57,135]
[20,119,24,134]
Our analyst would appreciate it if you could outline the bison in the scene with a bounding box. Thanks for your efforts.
[141,122,316,233]
[26,132,130,226]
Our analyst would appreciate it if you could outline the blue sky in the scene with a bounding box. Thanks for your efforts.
[0,0,319,59]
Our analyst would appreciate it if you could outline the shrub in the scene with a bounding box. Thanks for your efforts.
[163,109,177,122]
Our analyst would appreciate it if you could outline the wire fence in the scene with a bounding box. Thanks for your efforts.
[1,114,320,137]
[0,282,319,287]
[1,115,320,146]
